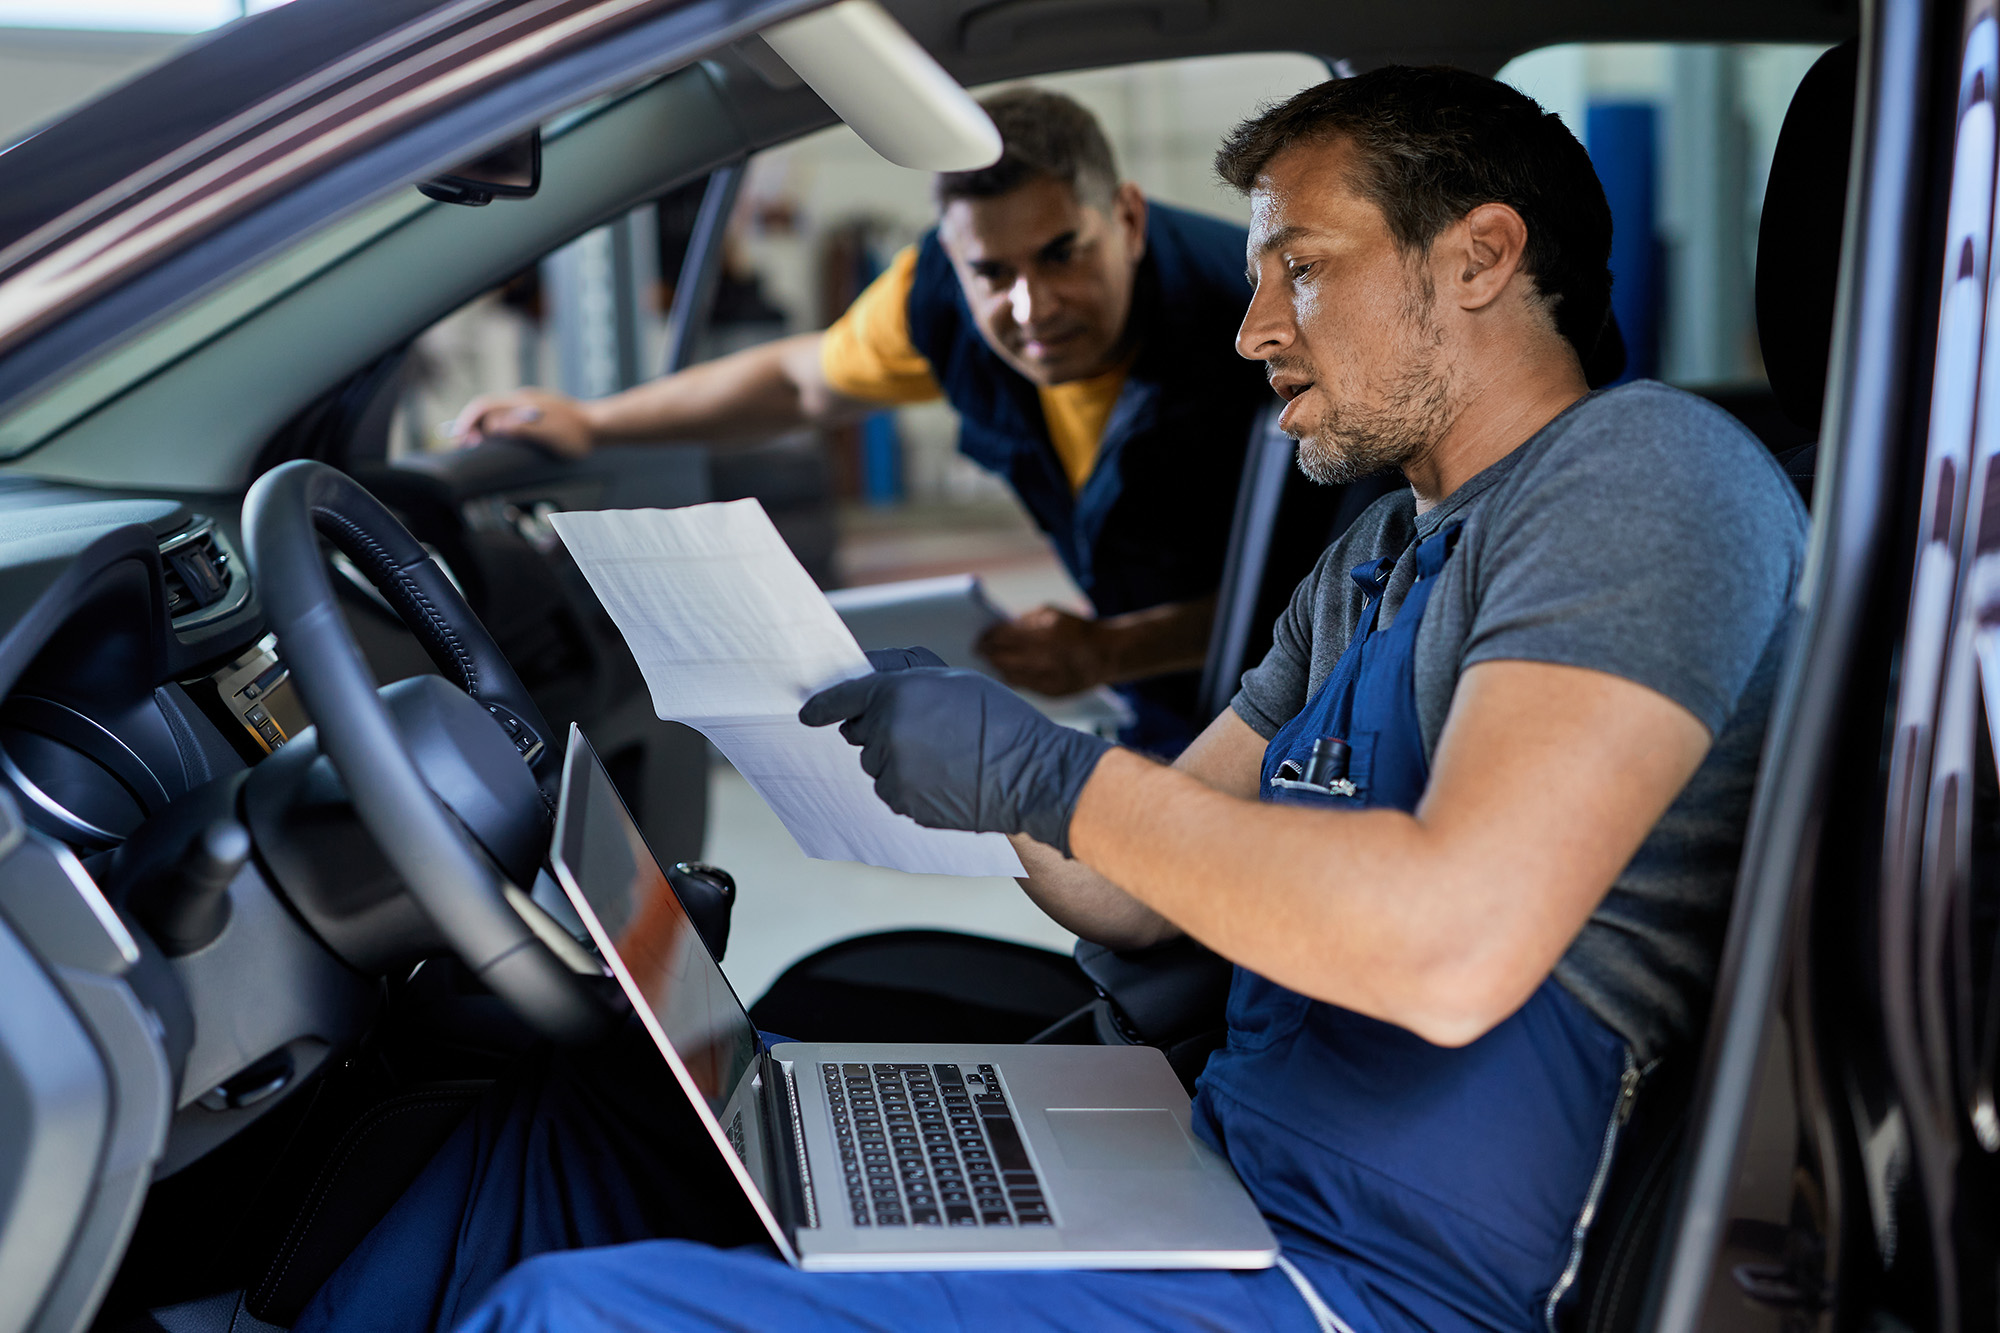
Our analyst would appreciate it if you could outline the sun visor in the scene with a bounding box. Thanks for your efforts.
[758,1,1001,171]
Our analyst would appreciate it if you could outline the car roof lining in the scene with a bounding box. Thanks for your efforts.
[0,0,1857,492]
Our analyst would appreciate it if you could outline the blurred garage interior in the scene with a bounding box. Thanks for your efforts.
[0,0,1831,1001]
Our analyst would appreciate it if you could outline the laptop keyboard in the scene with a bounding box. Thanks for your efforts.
[823,1061,1052,1229]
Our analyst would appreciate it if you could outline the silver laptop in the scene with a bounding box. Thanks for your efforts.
[548,724,1277,1272]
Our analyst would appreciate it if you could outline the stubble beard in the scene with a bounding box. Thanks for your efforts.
[1286,272,1454,487]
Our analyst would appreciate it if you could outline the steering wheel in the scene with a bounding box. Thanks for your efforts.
[243,459,605,1042]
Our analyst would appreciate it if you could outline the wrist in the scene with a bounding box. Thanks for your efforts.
[576,397,614,445]
[1020,726,1114,855]
[1089,617,1131,685]
[1094,599,1215,684]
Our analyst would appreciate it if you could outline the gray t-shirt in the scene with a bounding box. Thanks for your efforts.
[1231,381,1807,1060]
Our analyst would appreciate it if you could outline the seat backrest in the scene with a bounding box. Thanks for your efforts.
[1197,406,1396,721]
[1560,39,1857,1333]
[1750,38,1861,513]
[1756,45,1860,447]
[1197,406,1293,720]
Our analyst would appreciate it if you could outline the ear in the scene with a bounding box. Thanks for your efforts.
[1113,181,1148,263]
[1444,202,1531,312]
[936,198,970,259]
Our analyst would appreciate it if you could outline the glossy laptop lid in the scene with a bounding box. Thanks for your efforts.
[549,724,800,1262]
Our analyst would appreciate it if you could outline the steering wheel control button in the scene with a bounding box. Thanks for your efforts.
[481,702,545,765]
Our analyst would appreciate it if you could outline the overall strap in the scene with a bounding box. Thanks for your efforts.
[1258,526,1460,801]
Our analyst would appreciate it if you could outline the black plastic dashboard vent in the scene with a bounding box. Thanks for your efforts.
[159,517,232,620]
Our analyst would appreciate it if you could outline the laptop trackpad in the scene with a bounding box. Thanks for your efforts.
[1045,1108,1198,1170]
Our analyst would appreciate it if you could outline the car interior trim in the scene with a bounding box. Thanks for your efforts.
[0,744,123,851]
[0,0,818,433]
[0,0,821,363]
[0,898,111,1333]
[0,526,165,702]
[0,48,787,486]
[0,0,514,277]
[0,192,434,457]
[1650,0,1934,1327]
[759,1,1004,171]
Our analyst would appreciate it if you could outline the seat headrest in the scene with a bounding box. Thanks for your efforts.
[1756,40,1859,435]
[1584,310,1627,389]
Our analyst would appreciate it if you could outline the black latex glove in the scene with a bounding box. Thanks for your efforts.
[800,668,1112,855]
[864,646,948,672]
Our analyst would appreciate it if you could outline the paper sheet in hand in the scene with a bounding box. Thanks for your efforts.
[548,502,1023,877]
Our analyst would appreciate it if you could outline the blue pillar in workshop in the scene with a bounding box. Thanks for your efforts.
[1584,102,1659,383]
[861,412,904,505]
[853,240,906,506]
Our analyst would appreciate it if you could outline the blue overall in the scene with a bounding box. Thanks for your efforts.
[1189,523,1632,1333]
[305,523,1631,1333]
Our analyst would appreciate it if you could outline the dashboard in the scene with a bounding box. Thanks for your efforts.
[0,443,713,1185]
[0,481,394,1176]
[0,440,722,1333]
[0,488,300,856]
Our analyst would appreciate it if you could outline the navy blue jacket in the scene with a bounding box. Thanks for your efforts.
[904,203,1268,749]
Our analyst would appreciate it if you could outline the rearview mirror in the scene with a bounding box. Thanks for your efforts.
[418,129,541,207]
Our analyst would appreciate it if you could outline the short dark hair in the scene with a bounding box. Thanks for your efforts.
[935,87,1118,210]
[1215,66,1614,362]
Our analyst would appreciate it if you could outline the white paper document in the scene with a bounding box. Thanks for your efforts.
[549,502,1024,878]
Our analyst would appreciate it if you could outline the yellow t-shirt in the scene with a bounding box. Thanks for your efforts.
[819,244,1128,492]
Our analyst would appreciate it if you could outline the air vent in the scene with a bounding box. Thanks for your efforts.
[159,516,234,621]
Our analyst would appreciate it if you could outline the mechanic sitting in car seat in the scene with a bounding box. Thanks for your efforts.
[295,67,1805,1333]
[451,87,1270,756]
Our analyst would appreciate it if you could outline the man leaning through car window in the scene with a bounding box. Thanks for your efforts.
[298,67,1806,1333]
[452,88,1270,756]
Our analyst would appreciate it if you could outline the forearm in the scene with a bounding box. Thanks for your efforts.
[1094,596,1217,683]
[583,333,873,444]
[806,658,1709,1050]
[1067,749,1507,1043]
[1009,834,1182,950]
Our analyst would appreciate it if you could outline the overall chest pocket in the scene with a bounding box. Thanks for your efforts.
[1224,966,1312,1051]
[1263,731,1378,806]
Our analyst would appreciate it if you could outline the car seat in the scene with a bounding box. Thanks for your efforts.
[1754,42,1858,507]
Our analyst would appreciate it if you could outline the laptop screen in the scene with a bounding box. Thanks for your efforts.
[551,729,760,1118]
